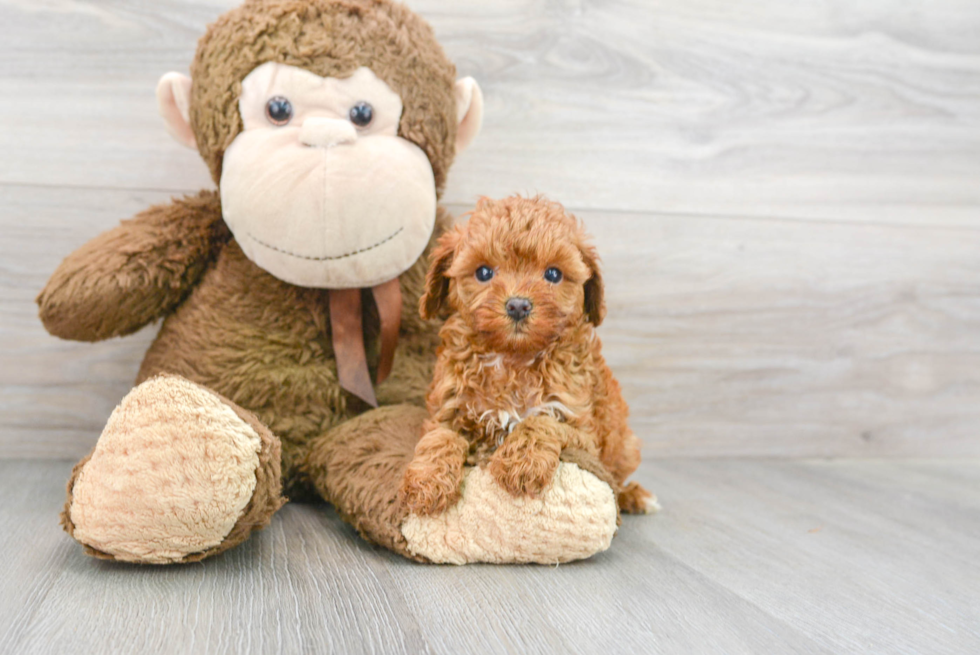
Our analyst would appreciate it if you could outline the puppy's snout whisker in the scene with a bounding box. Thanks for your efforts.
[505,297,533,322]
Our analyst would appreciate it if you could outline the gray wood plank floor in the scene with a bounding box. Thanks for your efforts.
[0,459,976,655]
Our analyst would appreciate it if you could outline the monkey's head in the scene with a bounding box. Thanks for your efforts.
[156,0,482,289]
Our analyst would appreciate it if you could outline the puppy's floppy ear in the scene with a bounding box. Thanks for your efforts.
[578,242,606,326]
[419,229,461,320]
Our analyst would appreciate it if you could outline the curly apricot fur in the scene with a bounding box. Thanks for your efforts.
[398,426,468,515]
[401,196,652,512]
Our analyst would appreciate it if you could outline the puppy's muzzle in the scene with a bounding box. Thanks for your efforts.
[505,297,533,322]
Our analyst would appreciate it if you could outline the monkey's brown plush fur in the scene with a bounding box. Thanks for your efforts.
[399,196,654,516]
[38,0,461,502]
[38,0,460,561]
[39,0,626,565]
[192,0,459,193]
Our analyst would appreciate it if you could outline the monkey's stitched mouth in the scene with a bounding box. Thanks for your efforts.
[244,227,404,261]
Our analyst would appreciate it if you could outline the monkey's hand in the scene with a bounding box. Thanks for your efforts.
[37,191,226,342]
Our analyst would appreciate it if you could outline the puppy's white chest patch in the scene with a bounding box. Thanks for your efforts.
[478,401,574,444]
[470,352,577,444]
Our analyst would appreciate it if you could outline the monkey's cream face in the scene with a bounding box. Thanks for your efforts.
[220,62,437,289]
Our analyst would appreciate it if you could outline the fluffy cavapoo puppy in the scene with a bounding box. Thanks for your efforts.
[398,195,654,517]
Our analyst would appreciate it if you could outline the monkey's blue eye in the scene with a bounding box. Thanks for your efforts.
[349,102,374,127]
[475,265,494,282]
[544,267,563,283]
[265,96,293,125]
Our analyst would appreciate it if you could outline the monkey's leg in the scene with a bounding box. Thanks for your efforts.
[62,375,284,564]
[304,405,619,565]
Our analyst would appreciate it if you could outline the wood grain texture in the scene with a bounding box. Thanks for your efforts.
[2,1,979,457]
[0,0,978,224]
[0,458,976,655]
[4,185,979,459]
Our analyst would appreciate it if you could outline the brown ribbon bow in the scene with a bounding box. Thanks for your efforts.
[327,277,402,407]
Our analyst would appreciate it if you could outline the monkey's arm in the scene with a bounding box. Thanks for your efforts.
[37,191,227,342]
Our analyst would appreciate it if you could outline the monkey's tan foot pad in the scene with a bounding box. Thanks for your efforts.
[401,463,618,565]
[62,375,284,564]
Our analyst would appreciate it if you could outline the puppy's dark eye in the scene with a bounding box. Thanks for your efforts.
[475,265,494,282]
[544,267,563,283]
[265,96,293,126]
[349,102,374,127]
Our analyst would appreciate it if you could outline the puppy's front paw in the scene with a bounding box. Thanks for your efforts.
[399,463,463,517]
[488,427,561,498]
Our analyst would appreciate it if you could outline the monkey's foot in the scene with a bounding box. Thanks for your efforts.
[62,375,284,564]
[306,405,622,565]
[401,462,618,565]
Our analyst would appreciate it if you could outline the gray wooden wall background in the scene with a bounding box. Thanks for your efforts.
[2,0,979,460]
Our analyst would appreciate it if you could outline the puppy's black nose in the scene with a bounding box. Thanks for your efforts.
[505,297,533,321]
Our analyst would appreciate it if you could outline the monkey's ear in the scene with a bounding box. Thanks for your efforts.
[579,243,607,326]
[156,73,197,149]
[454,77,483,153]
[419,230,460,320]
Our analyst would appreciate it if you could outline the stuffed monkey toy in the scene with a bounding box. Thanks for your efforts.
[37,0,621,565]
